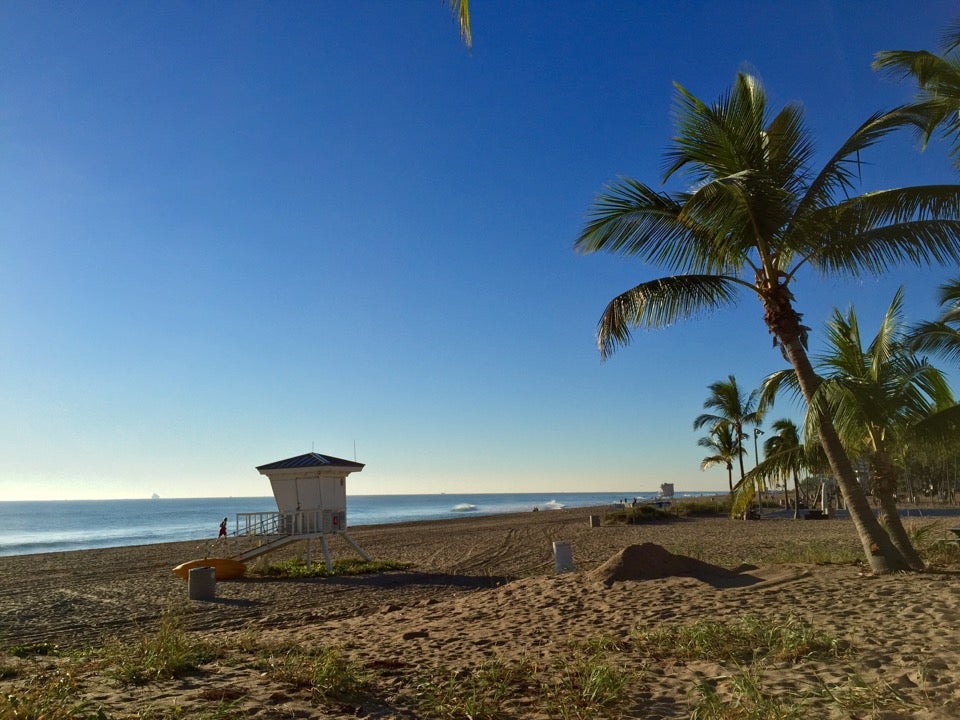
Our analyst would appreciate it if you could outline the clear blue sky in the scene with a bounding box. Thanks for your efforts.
[2,2,958,500]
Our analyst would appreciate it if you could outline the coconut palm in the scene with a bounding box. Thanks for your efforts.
[575,72,960,573]
[764,289,954,569]
[692,375,761,486]
[763,418,801,513]
[735,418,827,519]
[698,422,743,496]
[874,22,960,166]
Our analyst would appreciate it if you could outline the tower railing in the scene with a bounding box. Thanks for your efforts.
[235,509,346,537]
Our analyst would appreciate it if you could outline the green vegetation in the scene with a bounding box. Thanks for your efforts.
[415,657,537,719]
[691,665,803,720]
[415,651,628,720]
[259,644,368,700]
[0,668,107,720]
[604,497,731,525]
[259,556,412,578]
[632,615,845,663]
[104,609,217,685]
[576,67,960,573]
[6,641,62,657]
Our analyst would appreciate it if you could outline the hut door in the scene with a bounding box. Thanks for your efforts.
[296,477,322,511]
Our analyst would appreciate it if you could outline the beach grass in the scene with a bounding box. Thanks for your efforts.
[632,614,846,663]
[258,556,412,578]
[258,643,369,700]
[103,608,218,685]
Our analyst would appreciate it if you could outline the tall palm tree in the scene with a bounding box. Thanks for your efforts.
[575,72,960,573]
[764,289,954,569]
[693,375,760,486]
[874,22,960,166]
[698,422,743,496]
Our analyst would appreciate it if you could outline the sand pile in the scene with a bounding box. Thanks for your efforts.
[588,542,741,586]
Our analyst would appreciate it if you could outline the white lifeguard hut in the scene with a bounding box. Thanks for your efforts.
[232,452,370,570]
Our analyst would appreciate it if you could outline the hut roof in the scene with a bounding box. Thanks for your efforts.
[256,452,365,472]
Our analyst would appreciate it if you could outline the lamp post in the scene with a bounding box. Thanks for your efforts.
[753,428,764,507]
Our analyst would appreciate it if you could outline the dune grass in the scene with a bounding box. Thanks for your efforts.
[258,556,412,578]
[604,497,732,525]
[103,608,218,685]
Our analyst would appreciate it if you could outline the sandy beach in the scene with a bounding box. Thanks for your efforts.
[2,503,960,718]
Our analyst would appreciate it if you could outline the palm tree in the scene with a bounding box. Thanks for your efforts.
[698,422,743,496]
[575,72,960,573]
[765,289,954,569]
[874,22,960,166]
[763,418,801,514]
[692,375,761,487]
[735,418,827,519]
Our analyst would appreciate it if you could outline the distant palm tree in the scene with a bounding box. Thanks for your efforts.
[736,418,826,519]
[698,423,743,496]
[763,418,801,514]
[874,22,960,166]
[693,375,761,487]
[575,72,960,573]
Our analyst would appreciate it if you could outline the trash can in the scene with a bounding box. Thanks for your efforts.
[589,515,601,528]
[188,566,216,601]
[553,541,574,573]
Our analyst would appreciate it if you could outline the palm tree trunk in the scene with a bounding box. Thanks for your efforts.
[780,336,912,573]
[871,454,924,570]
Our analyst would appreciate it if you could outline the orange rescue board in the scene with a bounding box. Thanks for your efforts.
[172,557,246,581]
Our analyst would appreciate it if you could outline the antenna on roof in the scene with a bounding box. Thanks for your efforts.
[353,440,357,461]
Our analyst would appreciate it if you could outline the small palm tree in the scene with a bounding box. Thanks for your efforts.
[874,22,960,166]
[736,418,826,519]
[692,375,761,486]
[763,418,801,513]
[698,423,743,496]
[575,72,960,573]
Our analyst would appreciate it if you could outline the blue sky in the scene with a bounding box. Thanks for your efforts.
[2,1,958,500]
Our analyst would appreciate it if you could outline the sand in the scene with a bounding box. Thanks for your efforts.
[1,504,959,718]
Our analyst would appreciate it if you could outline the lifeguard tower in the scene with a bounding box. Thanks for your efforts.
[231,452,370,571]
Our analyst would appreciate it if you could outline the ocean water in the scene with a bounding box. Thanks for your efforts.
[0,491,713,557]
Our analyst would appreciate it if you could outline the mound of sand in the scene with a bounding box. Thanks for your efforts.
[588,542,741,586]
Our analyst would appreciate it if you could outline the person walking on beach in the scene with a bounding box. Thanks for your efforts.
[218,517,228,540]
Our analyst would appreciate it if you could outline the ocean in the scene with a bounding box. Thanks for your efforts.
[0,491,709,557]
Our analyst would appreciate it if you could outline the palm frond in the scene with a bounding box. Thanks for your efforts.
[909,320,960,362]
[664,75,767,184]
[792,108,918,225]
[575,179,729,274]
[804,185,960,275]
[596,275,742,359]
[444,0,472,47]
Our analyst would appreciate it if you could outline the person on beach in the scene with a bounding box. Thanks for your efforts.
[218,517,228,540]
